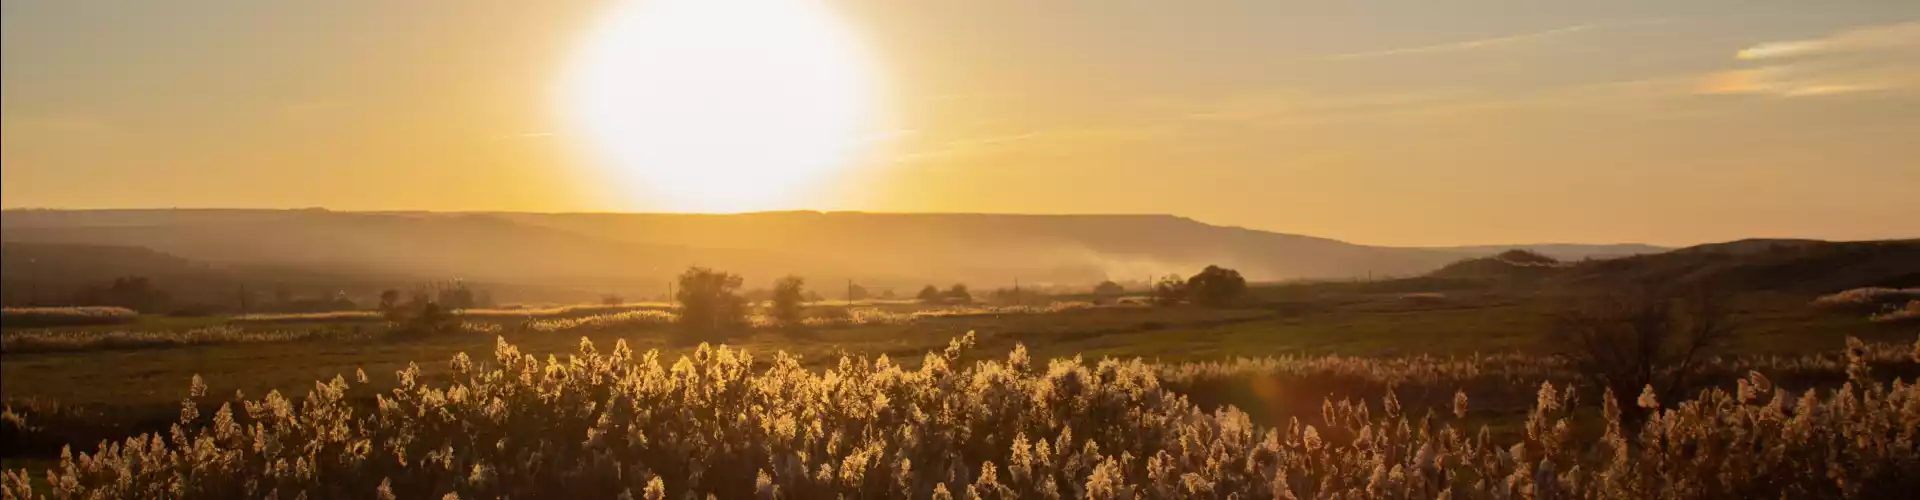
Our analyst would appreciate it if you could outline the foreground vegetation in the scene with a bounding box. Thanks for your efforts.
[3,333,1915,498]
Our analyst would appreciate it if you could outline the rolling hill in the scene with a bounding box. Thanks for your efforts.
[2,208,1665,302]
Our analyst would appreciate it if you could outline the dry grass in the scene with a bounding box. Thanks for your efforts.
[0,307,139,328]
[231,311,384,324]
[0,326,355,353]
[3,334,1914,498]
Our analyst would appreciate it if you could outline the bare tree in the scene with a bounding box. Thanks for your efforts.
[1551,285,1733,422]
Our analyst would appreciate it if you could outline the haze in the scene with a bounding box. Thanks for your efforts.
[4,0,1917,246]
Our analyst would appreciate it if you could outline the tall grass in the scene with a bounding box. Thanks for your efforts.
[0,307,139,328]
[1812,287,1920,311]
[5,334,1914,498]
[0,326,357,354]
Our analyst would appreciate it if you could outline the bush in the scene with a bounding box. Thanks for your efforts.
[0,306,140,328]
[1549,287,1732,423]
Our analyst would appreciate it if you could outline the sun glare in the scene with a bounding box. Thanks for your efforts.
[561,0,881,212]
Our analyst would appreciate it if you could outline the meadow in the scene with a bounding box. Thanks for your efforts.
[3,283,1917,498]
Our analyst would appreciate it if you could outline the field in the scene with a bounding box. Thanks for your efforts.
[4,281,1918,497]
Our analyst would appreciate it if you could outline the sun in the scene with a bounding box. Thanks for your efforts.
[561,0,881,212]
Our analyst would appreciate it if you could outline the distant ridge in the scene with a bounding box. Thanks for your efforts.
[4,208,1670,299]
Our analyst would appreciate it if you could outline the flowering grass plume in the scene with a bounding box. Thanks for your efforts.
[4,334,1916,498]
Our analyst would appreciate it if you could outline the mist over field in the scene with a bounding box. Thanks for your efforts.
[0,209,1666,305]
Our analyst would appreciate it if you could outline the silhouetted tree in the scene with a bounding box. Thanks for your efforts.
[847,283,870,302]
[946,284,973,304]
[1186,265,1247,307]
[916,285,942,304]
[1550,285,1733,424]
[1093,280,1125,296]
[601,294,625,306]
[771,276,806,328]
[1151,274,1186,306]
[75,276,170,313]
[677,267,746,332]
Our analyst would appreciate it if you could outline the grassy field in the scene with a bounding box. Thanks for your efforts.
[4,288,1901,413]
[3,283,1916,496]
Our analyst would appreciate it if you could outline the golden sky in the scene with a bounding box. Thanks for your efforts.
[3,0,1917,246]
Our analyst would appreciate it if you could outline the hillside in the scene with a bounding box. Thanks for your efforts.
[1425,238,1920,295]
[2,209,1660,298]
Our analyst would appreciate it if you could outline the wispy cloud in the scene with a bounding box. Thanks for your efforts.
[1320,24,1597,61]
[1736,21,1920,60]
[1705,21,1920,97]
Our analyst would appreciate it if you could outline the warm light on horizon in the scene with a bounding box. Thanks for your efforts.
[559,0,883,213]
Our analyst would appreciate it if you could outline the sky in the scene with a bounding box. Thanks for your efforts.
[4,0,1917,247]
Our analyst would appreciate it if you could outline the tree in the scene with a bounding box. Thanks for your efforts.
[1093,280,1125,296]
[847,283,869,302]
[436,281,476,310]
[601,294,625,306]
[1550,286,1733,423]
[676,267,746,331]
[916,285,943,304]
[1151,274,1186,306]
[946,284,973,304]
[378,289,401,311]
[75,276,170,312]
[771,276,806,328]
[1185,265,1247,307]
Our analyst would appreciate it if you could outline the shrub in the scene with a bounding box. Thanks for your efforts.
[0,307,139,328]
[1549,287,1732,423]
[916,285,942,304]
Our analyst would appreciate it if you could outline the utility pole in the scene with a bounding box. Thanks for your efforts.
[1013,277,1021,306]
[847,279,854,306]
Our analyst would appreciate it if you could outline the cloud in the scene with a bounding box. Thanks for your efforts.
[1320,24,1597,61]
[1736,21,1920,60]
[1706,21,1920,97]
